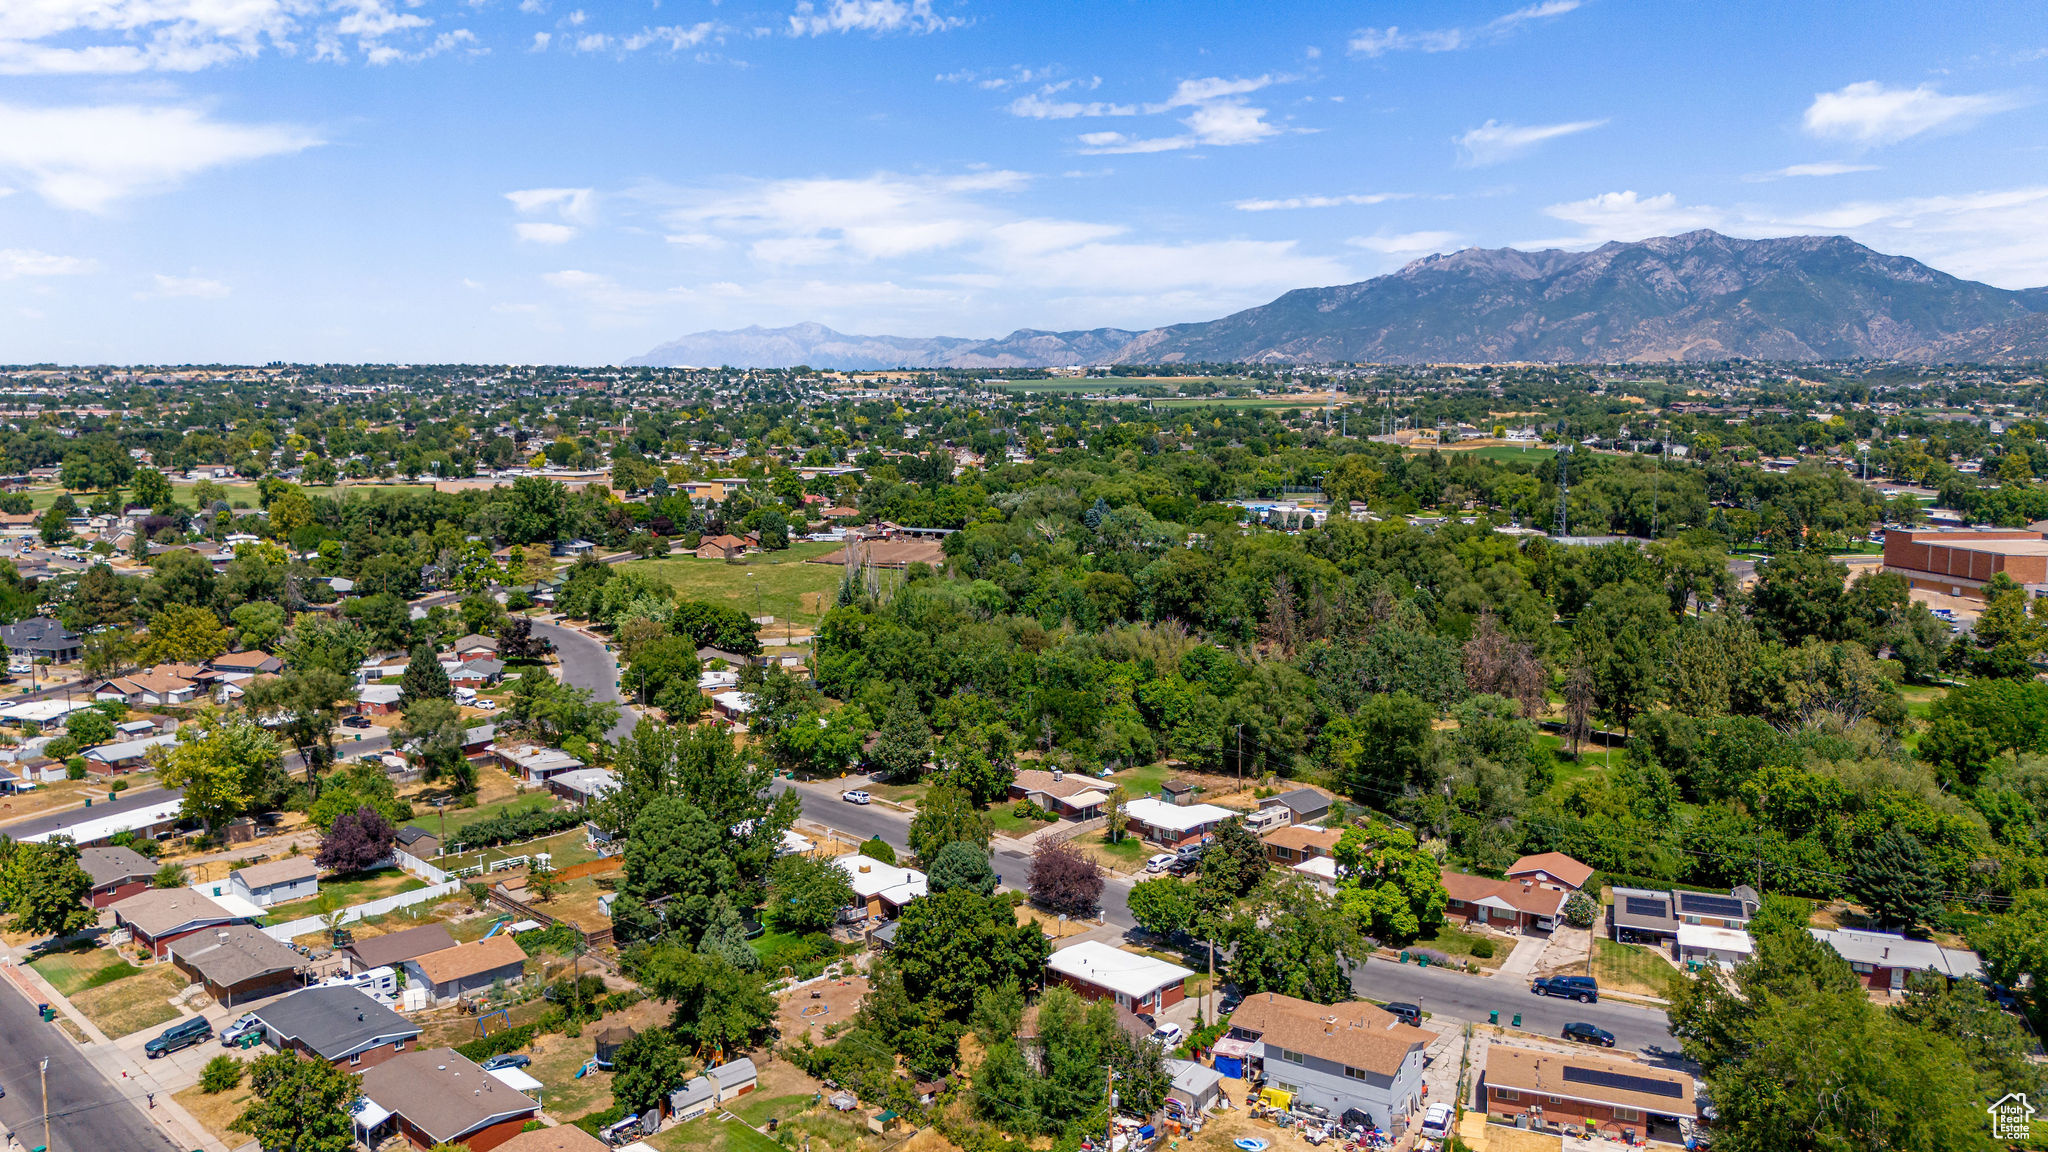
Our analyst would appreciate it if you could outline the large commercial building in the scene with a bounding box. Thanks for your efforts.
[1881,529,2048,599]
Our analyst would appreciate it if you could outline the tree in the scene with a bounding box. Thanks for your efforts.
[151,709,278,833]
[907,784,992,863]
[1127,876,1198,937]
[230,601,287,651]
[1028,840,1103,917]
[869,684,931,780]
[230,1051,361,1152]
[610,1027,690,1115]
[887,887,1052,1044]
[927,841,997,897]
[131,467,174,511]
[1227,878,1366,1003]
[317,805,396,875]
[768,852,857,933]
[64,708,115,748]
[499,614,553,661]
[153,861,188,888]
[248,667,359,796]
[142,602,233,664]
[0,841,94,938]
[201,1053,246,1093]
[1850,828,1942,932]
[1197,817,1267,898]
[1329,690,1434,801]
[1332,819,1446,945]
[613,797,738,946]
[267,485,315,537]
[639,945,780,1057]
[1973,889,2048,1024]
[858,836,896,864]
[399,643,452,707]
[1103,783,1130,843]
[626,634,704,720]
[527,859,559,903]
[37,504,71,546]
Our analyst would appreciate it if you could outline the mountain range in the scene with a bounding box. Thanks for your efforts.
[627,231,2048,369]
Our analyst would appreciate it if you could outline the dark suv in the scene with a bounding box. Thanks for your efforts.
[1384,1002,1422,1026]
[1531,975,1599,1003]
[1562,1021,1615,1047]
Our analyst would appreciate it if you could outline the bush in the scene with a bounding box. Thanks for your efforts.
[200,1054,245,1094]
[1562,891,1598,929]
[450,805,583,850]
[64,760,86,781]
[1470,938,1496,960]
[1010,799,1053,822]
[858,836,896,865]
[44,736,79,760]
[454,1023,537,1063]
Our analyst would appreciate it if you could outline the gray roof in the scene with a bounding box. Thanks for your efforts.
[708,1058,757,1088]
[253,985,420,1061]
[1,618,80,651]
[1809,928,1984,979]
[1164,1058,1223,1098]
[1264,787,1331,814]
[111,888,245,937]
[396,825,439,846]
[1609,887,1680,934]
[345,923,458,971]
[671,1077,716,1110]
[457,658,506,676]
[232,856,320,892]
[361,1049,537,1143]
[169,924,304,988]
[78,845,156,888]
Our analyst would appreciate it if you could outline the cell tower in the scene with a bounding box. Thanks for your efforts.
[1555,420,1571,537]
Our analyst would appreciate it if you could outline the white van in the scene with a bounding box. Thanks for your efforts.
[1419,1103,1452,1140]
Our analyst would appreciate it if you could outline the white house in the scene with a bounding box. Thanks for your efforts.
[1122,798,1237,848]
[831,855,927,920]
[229,857,320,907]
[1045,940,1193,1014]
[1676,925,1753,969]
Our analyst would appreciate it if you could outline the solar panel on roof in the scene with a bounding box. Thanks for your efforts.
[1680,894,1746,918]
[1624,897,1669,918]
[1561,1065,1685,1100]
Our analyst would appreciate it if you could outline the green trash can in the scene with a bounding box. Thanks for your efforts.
[1489,1010,1499,1025]
[1400,951,1410,964]
[1511,1014,1521,1029]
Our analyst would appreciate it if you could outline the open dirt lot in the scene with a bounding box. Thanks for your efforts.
[778,973,868,1044]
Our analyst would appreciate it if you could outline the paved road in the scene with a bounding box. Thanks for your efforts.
[772,778,1673,1052]
[532,620,640,741]
[0,786,179,840]
[0,977,180,1152]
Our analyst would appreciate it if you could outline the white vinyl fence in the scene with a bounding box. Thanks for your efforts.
[261,880,460,942]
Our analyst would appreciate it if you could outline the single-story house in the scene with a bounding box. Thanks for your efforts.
[0,698,101,729]
[1505,852,1594,893]
[1676,925,1753,970]
[1045,940,1193,1014]
[404,935,529,1005]
[832,855,927,919]
[356,1048,539,1152]
[1808,927,1985,993]
[547,767,619,806]
[1609,885,1760,947]
[450,659,506,689]
[695,646,758,668]
[1122,798,1236,848]
[1226,992,1432,1130]
[710,690,754,723]
[1482,1044,1696,1142]
[17,792,184,846]
[344,923,459,975]
[1291,854,1340,889]
[82,733,179,775]
[1258,787,1333,826]
[449,635,501,661]
[208,650,283,675]
[229,856,321,907]
[110,888,253,957]
[78,845,156,908]
[708,1057,757,1102]
[696,534,749,560]
[358,684,404,716]
[169,924,306,1006]
[92,668,201,708]
[1440,870,1568,934]
[489,741,583,783]
[1008,768,1110,820]
[1262,825,1342,866]
[1,618,82,664]
[1164,1059,1224,1114]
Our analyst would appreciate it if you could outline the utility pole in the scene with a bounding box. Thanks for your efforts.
[1235,725,1243,785]
[1555,420,1571,538]
[40,1058,49,1152]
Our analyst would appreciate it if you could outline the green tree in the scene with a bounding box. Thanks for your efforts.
[907,783,992,863]
[399,643,452,707]
[1850,828,1942,932]
[767,852,857,934]
[1971,889,2048,1024]
[926,840,997,897]
[888,887,1051,1048]
[1197,817,1268,898]
[142,603,232,664]
[870,684,932,781]
[1127,875,1198,937]
[150,709,278,834]
[248,667,358,796]
[230,601,287,651]
[1327,691,1434,802]
[130,467,174,511]
[1332,819,1447,944]
[613,797,738,946]
[1227,878,1365,1003]
[397,697,475,796]
[200,1054,246,1093]
[639,945,779,1058]
[229,1051,361,1152]
[64,708,115,747]
[610,1027,690,1115]
[0,841,95,938]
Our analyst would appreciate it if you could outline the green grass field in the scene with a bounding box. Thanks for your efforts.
[29,945,140,996]
[1591,936,1681,998]
[621,541,845,627]
[70,965,186,1037]
[260,867,427,925]
[989,805,1055,837]
[1445,444,1558,463]
[1408,922,1499,964]
[22,479,435,512]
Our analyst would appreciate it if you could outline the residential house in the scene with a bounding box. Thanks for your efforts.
[343,923,458,976]
[711,690,753,724]
[404,935,529,1005]
[1,618,82,664]
[832,855,927,920]
[208,650,284,675]
[547,767,619,806]
[1261,825,1342,867]
[78,845,156,908]
[696,534,749,560]
[82,733,178,775]
[1672,885,1760,928]
[358,684,404,716]
[489,741,583,783]
[1677,925,1753,969]
[449,659,506,689]
[356,1048,540,1151]
[1045,940,1193,1015]
[493,1128,608,1152]
[1609,886,1759,948]
[1808,927,1985,994]
[110,888,253,957]
[1481,1044,1696,1142]
[1258,787,1333,826]
[169,924,306,1005]
[1505,852,1594,893]
[1440,870,1568,934]
[255,987,421,1068]
[16,791,184,846]
[91,668,201,708]
[448,635,501,661]
[1226,992,1432,1131]
[695,645,758,668]
[394,825,442,865]
[1122,798,1236,848]
[229,857,321,908]
[1008,768,1110,820]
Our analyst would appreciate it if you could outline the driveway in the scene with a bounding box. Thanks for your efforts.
[531,620,639,741]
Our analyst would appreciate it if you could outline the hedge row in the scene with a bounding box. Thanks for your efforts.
[455,1023,538,1063]
[450,806,585,850]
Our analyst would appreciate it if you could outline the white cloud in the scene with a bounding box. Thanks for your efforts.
[1233,192,1409,212]
[0,249,92,278]
[1802,81,2022,146]
[1027,75,1292,154]
[0,102,319,211]
[1456,118,1605,166]
[787,0,962,37]
[1745,161,1881,181]
[1347,231,1466,255]
[1351,0,1579,56]
[0,0,299,74]
[516,222,579,244]
[507,186,594,242]
[140,273,230,299]
[1537,191,1724,244]
[1762,185,2048,288]
[1008,93,1137,120]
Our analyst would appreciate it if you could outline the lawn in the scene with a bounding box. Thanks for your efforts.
[69,964,187,1037]
[1108,762,1173,797]
[1407,923,1501,965]
[1591,937,1680,998]
[620,542,845,628]
[652,1115,790,1152]
[174,1080,256,1146]
[260,867,427,925]
[988,805,1054,837]
[1899,684,1948,721]
[30,944,141,996]
[1074,829,1150,873]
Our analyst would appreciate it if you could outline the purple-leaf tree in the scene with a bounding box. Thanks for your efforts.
[318,805,397,875]
[1028,840,1104,917]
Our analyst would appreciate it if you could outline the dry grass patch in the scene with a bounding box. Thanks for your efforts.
[71,965,187,1037]
[175,1081,255,1145]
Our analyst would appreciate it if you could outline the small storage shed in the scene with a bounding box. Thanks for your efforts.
[708,1057,758,1101]
[1165,1059,1223,1114]
[670,1077,717,1122]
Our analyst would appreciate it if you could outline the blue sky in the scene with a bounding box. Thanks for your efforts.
[0,0,2044,364]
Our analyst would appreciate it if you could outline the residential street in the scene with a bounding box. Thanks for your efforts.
[533,619,640,740]
[0,972,182,1152]
[770,777,1677,1054]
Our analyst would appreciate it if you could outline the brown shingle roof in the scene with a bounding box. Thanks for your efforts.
[209,650,279,670]
[111,888,244,937]
[494,1127,609,1152]
[232,856,320,891]
[359,1049,538,1143]
[1261,826,1342,855]
[412,935,527,986]
[345,923,458,971]
[1440,869,1569,919]
[1505,852,1595,890]
[1484,1045,1696,1118]
[1012,768,1106,800]
[1227,991,1430,1077]
[169,924,304,987]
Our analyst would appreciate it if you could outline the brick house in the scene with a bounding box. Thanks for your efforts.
[1504,852,1594,893]
[1440,870,1568,934]
[1261,825,1342,866]
[1045,940,1192,1015]
[77,845,155,908]
[1481,1044,1696,1142]
[110,888,253,957]
[255,986,421,1068]
[356,1049,539,1151]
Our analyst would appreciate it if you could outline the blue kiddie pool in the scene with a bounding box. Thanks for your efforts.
[1235,1140,1269,1151]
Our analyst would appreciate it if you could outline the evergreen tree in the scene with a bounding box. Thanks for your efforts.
[399,643,452,707]
[1851,828,1943,932]
[870,684,931,781]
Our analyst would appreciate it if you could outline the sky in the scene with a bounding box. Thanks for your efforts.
[0,0,2045,365]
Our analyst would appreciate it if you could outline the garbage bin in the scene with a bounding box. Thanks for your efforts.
[1488,1010,1498,1025]
[1399,951,1410,963]
[1511,1014,1521,1029]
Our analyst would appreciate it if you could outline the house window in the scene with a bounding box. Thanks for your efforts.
[1343,1066,1369,1081]
[1614,1107,1643,1122]
[1547,1096,1561,1105]
[349,1053,361,1066]
[394,1040,406,1051]
[1493,1088,1519,1102]
[1275,1047,1304,1065]
[1273,1081,1300,1095]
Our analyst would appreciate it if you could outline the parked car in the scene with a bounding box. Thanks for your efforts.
[1532,975,1600,1003]
[841,789,871,805]
[145,1016,213,1058]
[1419,1103,1452,1140]
[341,715,373,729]
[219,1014,262,1047]
[1166,856,1199,876]
[1149,1023,1184,1048]
[1144,853,1177,874]
[482,1053,532,1071]
[1384,1002,1422,1027]
[1562,1021,1615,1047]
